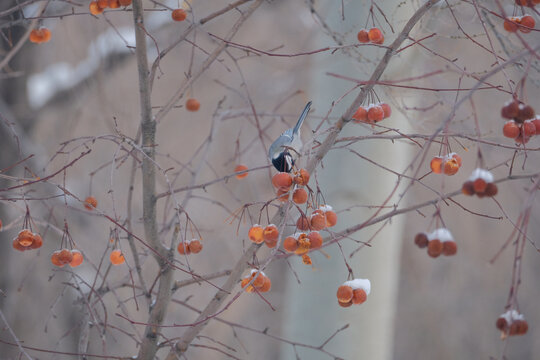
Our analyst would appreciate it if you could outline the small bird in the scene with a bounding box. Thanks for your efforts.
[268,101,312,172]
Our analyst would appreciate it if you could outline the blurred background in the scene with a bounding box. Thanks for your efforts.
[0,0,539,359]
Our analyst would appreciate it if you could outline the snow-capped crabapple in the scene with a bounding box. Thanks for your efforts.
[352,106,368,122]
[248,225,264,244]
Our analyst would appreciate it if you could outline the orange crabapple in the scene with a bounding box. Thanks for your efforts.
[118,0,132,5]
[30,234,43,249]
[272,172,293,189]
[352,106,368,123]
[310,211,326,231]
[177,241,191,255]
[367,105,384,122]
[263,224,279,242]
[12,239,27,252]
[368,28,384,44]
[352,289,368,305]
[97,0,109,8]
[276,188,290,202]
[84,196,97,210]
[336,285,353,303]
[292,188,308,204]
[171,8,187,22]
[357,29,369,43]
[259,276,272,292]
[443,157,460,176]
[89,1,104,15]
[522,120,536,137]
[293,168,310,186]
[188,239,203,254]
[234,164,249,179]
[430,156,443,174]
[427,239,443,258]
[185,98,200,112]
[518,15,535,33]
[296,214,311,231]
[380,103,391,118]
[108,0,120,8]
[532,118,540,135]
[283,236,299,252]
[307,231,323,249]
[503,17,520,32]
[70,250,84,267]
[503,121,520,138]
[248,225,264,244]
[319,205,338,227]
[110,249,125,265]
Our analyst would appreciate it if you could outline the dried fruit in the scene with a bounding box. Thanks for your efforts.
[337,279,371,307]
[414,232,429,248]
[367,105,384,122]
[503,121,520,138]
[263,224,279,242]
[296,215,311,231]
[310,212,326,231]
[430,156,443,174]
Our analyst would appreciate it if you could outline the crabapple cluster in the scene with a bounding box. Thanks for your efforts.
[430,152,462,176]
[272,169,310,204]
[177,239,203,255]
[336,279,371,308]
[89,0,131,14]
[496,310,529,337]
[248,224,280,248]
[414,228,457,258]
[283,231,323,265]
[501,100,539,144]
[296,205,338,232]
[462,168,498,198]
[12,229,43,251]
[503,15,536,33]
[357,28,384,44]
[241,270,271,293]
[29,28,51,44]
[352,103,391,124]
[51,249,84,268]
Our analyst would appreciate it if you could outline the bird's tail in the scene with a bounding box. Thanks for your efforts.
[293,101,312,135]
